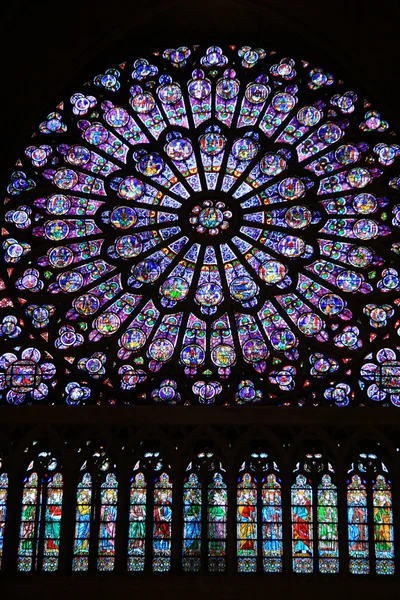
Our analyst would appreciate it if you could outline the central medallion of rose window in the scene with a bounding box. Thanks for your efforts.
[189,199,232,235]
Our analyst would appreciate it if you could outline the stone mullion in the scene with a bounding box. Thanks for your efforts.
[57,464,75,574]
[337,453,348,577]
[171,460,183,573]
[281,454,292,575]
[226,458,236,575]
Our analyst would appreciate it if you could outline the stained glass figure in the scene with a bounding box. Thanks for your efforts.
[72,473,92,571]
[347,474,369,574]
[2,45,400,407]
[373,475,394,574]
[153,472,172,572]
[208,472,227,572]
[262,474,283,572]
[18,472,39,571]
[291,474,313,573]
[42,473,63,571]
[97,472,118,571]
[237,472,257,572]
[317,474,339,573]
[127,472,147,572]
[182,472,202,572]
[0,473,8,568]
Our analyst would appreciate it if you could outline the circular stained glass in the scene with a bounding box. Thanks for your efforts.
[2,44,400,406]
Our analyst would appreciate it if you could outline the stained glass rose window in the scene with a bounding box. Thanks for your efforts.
[1,44,400,405]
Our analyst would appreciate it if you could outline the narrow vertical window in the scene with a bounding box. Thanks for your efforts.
[262,473,283,572]
[72,473,92,571]
[127,472,147,572]
[153,472,172,572]
[208,472,227,572]
[42,472,63,571]
[347,474,369,574]
[0,473,8,569]
[18,472,39,571]
[182,472,202,572]
[317,474,339,573]
[237,472,257,572]
[373,475,394,574]
[291,473,313,573]
[97,473,118,571]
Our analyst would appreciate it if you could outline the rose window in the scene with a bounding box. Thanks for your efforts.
[2,45,400,406]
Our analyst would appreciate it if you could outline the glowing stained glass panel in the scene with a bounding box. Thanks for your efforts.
[373,475,395,575]
[72,473,92,571]
[42,472,63,572]
[291,474,313,573]
[2,45,400,408]
[127,472,147,572]
[347,474,369,575]
[97,472,118,571]
[18,472,39,572]
[153,472,172,572]
[237,472,257,572]
[208,472,227,572]
[182,472,202,572]
[317,474,339,574]
[262,474,283,572]
[0,473,8,568]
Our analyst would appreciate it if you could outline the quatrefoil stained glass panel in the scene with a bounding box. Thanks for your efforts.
[2,44,400,406]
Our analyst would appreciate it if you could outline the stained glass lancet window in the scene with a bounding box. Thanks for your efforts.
[127,471,147,571]
[73,472,92,571]
[97,472,118,571]
[182,472,202,571]
[317,474,339,573]
[0,472,8,568]
[1,45,400,407]
[208,472,228,572]
[291,453,338,574]
[373,475,394,575]
[262,473,283,572]
[153,472,172,572]
[17,452,63,572]
[237,452,282,573]
[237,472,257,571]
[347,453,394,575]
[291,474,313,573]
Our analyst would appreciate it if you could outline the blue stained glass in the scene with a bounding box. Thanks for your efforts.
[182,473,202,572]
[0,474,8,568]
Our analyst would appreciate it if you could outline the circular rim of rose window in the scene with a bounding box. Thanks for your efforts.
[1,43,400,407]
